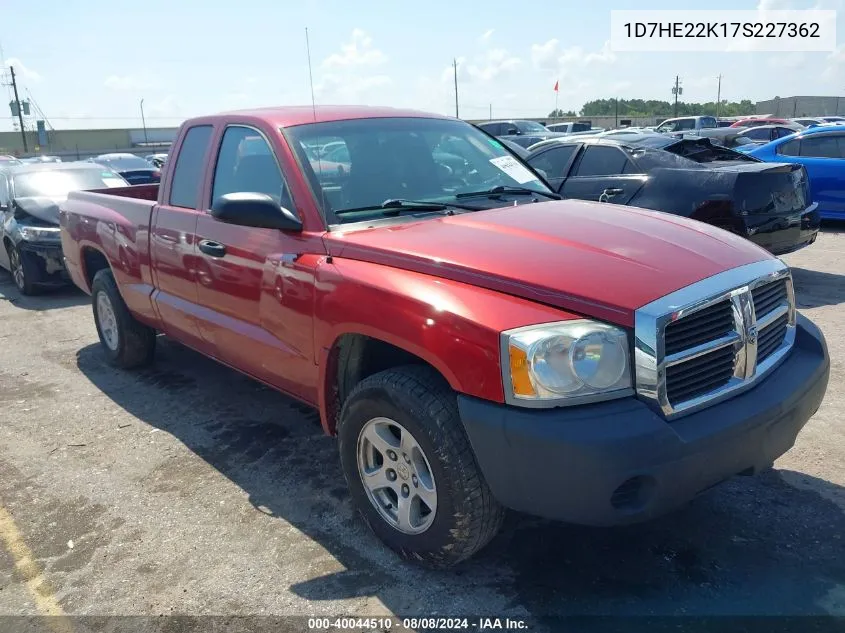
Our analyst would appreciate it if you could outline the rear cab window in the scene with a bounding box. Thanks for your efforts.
[169,125,214,208]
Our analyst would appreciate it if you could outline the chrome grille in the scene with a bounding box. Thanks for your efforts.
[635,260,796,418]
[666,346,736,405]
[758,313,788,363]
[664,300,734,356]
[752,279,788,318]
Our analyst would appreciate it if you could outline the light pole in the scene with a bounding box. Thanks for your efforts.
[140,98,149,147]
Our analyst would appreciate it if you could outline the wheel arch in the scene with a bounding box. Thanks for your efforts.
[318,332,458,436]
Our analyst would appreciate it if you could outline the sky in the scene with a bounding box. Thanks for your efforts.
[1,0,844,131]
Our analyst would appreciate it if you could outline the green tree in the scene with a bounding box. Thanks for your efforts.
[548,108,578,118]
[579,98,755,118]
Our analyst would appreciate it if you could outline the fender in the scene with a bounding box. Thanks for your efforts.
[313,256,577,432]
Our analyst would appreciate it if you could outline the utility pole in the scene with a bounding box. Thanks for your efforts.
[140,98,149,147]
[453,59,459,119]
[672,75,682,117]
[615,97,619,128]
[489,103,492,121]
[716,74,722,118]
[9,66,27,153]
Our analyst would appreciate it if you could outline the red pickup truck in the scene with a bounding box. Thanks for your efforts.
[59,106,830,568]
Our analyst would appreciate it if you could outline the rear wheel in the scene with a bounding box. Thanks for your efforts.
[7,244,41,295]
[91,269,156,368]
[338,365,504,568]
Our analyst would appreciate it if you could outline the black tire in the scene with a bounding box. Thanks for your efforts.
[7,243,41,295]
[338,365,504,568]
[91,269,156,368]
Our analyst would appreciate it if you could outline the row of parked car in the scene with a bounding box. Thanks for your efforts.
[0,151,169,294]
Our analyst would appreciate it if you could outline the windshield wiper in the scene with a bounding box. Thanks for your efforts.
[335,198,479,216]
[455,185,561,200]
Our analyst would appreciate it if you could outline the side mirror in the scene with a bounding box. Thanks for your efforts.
[210,192,302,231]
[506,128,519,135]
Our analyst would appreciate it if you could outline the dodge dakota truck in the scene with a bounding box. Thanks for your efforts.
[59,106,830,568]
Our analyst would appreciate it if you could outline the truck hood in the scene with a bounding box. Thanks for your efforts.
[324,200,772,327]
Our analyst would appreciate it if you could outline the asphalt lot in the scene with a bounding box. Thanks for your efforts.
[0,229,844,628]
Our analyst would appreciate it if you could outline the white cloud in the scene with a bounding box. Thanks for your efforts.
[314,73,392,102]
[480,29,494,42]
[104,74,159,91]
[442,49,520,84]
[144,95,185,118]
[4,58,41,83]
[321,29,387,69]
[531,39,615,73]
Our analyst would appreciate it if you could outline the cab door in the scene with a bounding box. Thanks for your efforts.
[193,124,325,401]
[149,124,214,352]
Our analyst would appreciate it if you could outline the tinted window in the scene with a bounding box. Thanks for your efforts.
[676,119,696,131]
[778,139,800,156]
[13,168,127,198]
[572,123,591,133]
[775,127,795,139]
[528,145,579,177]
[515,121,548,134]
[799,134,845,158]
[744,128,772,141]
[700,117,717,129]
[169,125,213,208]
[573,146,631,176]
[477,122,501,135]
[212,126,292,210]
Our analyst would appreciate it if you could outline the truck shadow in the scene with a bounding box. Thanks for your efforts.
[0,270,88,311]
[75,339,845,620]
[790,267,845,308]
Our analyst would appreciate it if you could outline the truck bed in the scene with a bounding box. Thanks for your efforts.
[60,185,160,326]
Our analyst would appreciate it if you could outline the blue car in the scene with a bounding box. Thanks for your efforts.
[742,125,845,219]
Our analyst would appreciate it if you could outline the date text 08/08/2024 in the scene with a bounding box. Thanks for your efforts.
[307,617,530,630]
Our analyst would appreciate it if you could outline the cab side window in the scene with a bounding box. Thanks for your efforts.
[169,125,213,209]
[212,126,294,211]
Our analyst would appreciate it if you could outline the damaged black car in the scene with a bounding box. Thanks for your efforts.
[0,162,128,294]
[525,133,821,256]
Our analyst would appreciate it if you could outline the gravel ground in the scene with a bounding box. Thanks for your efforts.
[0,229,843,628]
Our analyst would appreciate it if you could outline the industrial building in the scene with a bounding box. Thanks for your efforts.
[0,126,176,159]
[755,96,845,118]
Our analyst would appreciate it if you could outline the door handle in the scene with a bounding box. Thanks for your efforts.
[198,239,226,258]
[599,188,624,202]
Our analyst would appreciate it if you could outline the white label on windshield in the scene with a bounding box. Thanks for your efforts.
[103,178,126,188]
[489,156,536,184]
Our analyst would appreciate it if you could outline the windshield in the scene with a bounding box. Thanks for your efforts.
[284,117,550,224]
[516,121,548,134]
[14,168,127,198]
[96,155,152,170]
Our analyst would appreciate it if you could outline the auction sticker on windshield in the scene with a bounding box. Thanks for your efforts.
[489,156,536,184]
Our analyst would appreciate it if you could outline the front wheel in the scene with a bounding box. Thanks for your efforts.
[91,269,156,368]
[7,244,41,295]
[338,365,504,568]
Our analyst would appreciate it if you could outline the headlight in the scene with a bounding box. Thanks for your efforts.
[18,226,61,242]
[502,320,632,407]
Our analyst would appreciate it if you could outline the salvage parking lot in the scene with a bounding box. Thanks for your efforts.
[0,230,844,623]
